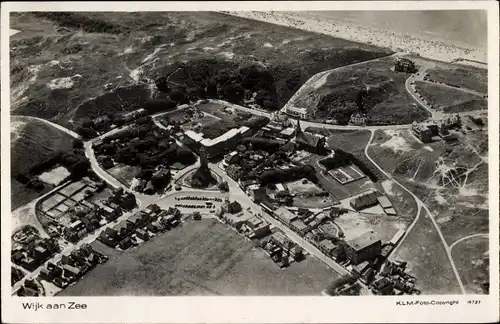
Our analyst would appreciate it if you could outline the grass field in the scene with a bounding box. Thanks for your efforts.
[11,12,390,128]
[59,219,340,296]
[107,164,140,188]
[10,117,74,209]
[293,55,430,125]
[414,81,487,113]
[451,235,489,294]
[425,66,487,94]
[391,209,462,295]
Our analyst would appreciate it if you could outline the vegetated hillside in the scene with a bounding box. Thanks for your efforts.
[10,118,74,209]
[10,11,391,130]
[425,65,487,93]
[414,81,487,113]
[293,56,430,125]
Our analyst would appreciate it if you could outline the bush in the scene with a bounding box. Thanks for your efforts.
[260,165,316,184]
[143,98,177,113]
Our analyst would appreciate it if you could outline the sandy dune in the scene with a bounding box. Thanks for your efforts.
[226,11,486,64]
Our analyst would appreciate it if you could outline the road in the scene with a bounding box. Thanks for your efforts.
[449,233,488,251]
[12,115,81,139]
[281,53,399,116]
[209,163,350,276]
[11,203,143,295]
[363,130,466,294]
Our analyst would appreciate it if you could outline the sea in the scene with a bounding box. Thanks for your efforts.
[296,10,487,50]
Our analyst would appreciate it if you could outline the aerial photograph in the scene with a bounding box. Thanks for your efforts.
[9,10,489,297]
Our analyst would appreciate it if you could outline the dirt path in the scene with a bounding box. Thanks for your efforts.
[449,233,489,251]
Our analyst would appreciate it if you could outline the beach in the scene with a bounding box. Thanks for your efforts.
[226,11,487,64]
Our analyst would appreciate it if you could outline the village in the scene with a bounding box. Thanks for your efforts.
[11,50,487,298]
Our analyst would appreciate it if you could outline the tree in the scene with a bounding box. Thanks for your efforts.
[223,83,244,103]
[176,146,196,165]
[170,88,189,104]
[206,81,218,98]
[218,181,229,192]
[192,211,202,220]
[155,77,169,93]
[72,138,84,149]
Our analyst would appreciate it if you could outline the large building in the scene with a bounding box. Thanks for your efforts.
[184,126,251,158]
[350,191,380,211]
[293,120,325,153]
[343,230,382,265]
[285,106,310,120]
[395,58,416,73]
[274,207,298,226]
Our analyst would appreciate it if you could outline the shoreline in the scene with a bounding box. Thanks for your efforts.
[225,11,486,65]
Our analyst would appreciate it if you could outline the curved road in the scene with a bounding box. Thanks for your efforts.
[364,130,466,294]
[449,233,488,251]
[12,115,81,139]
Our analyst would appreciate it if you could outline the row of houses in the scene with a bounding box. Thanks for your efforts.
[37,244,108,290]
[98,205,181,250]
[11,239,59,272]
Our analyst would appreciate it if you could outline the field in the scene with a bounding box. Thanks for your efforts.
[107,164,140,188]
[291,55,430,125]
[451,235,489,294]
[11,12,390,129]
[38,166,70,185]
[335,210,406,244]
[392,209,463,295]
[414,81,487,113]
[10,116,74,209]
[425,65,487,94]
[59,219,340,296]
[367,127,488,245]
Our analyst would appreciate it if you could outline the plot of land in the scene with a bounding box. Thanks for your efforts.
[292,56,430,125]
[414,81,487,113]
[59,220,340,296]
[425,66,487,94]
[451,235,489,294]
[107,164,140,188]
[368,128,488,245]
[38,166,70,186]
[392,209,462,295]
[334,211,405,244]
[10,117,74,209]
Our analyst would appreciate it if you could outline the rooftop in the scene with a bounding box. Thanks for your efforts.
[346,231,380,251]
[275,207,298,223]
[377,196,393,209]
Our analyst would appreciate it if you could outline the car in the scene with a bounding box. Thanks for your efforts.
[175,184,182,191]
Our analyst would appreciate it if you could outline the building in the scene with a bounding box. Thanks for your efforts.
[113,220,134,238]
[269,232,296,252]
[226,164,243,181]
[274,207,298,226]
[349,113,367,126]
[394,58,416,73]
[350,191,380,211]
[293,120,325,153]
[223,151,240,167]
[285,106,310,120]
[279,127,296,139]
[372,277,395,295]
[64,220,87,243]
[223,212,252,229]
[185,126,252,159]
[412,122,432,143]
[242,217,271,239]
[343,230,382,265]
[118,192,137,210]
[384,208,397,216]
[136,229,150,241]
[318,239,337,256]
[389,229,406,246]
[377,196,393,209]
[290,219,309,236]
[127,212,150,228]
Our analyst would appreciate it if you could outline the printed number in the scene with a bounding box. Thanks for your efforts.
[467,300,481,305]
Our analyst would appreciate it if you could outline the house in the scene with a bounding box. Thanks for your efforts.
[274,207,298,226]
[21,257,38,271]
[394,58,416,73]
[118,192,137,210]
[98,204,122,221]
[223,212,252,229]
[136,229,150,241]
[33,246,50,261]
[269,232,296,251]
[39,268,54,282]
[167,207,182,219]
[279,127,296,139]
[412,123,432,143]
[119,237,134,250]
[290,220,309,236]
[11,250,25,264]
[226,164,243,181]
[285,106,310,120]
[350,191,380,211]
[318,239,337,255]
[352,260,371,277]
[64,220,87,243]
[349,113,367,126]
[127,212,150,228]
[143,181,155,195]
[372,277,394,295]
[92,115,111,128]
[342,230,382,265]
[113,220,134,238]
[63,264,82,278]
[242,217,270,239]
